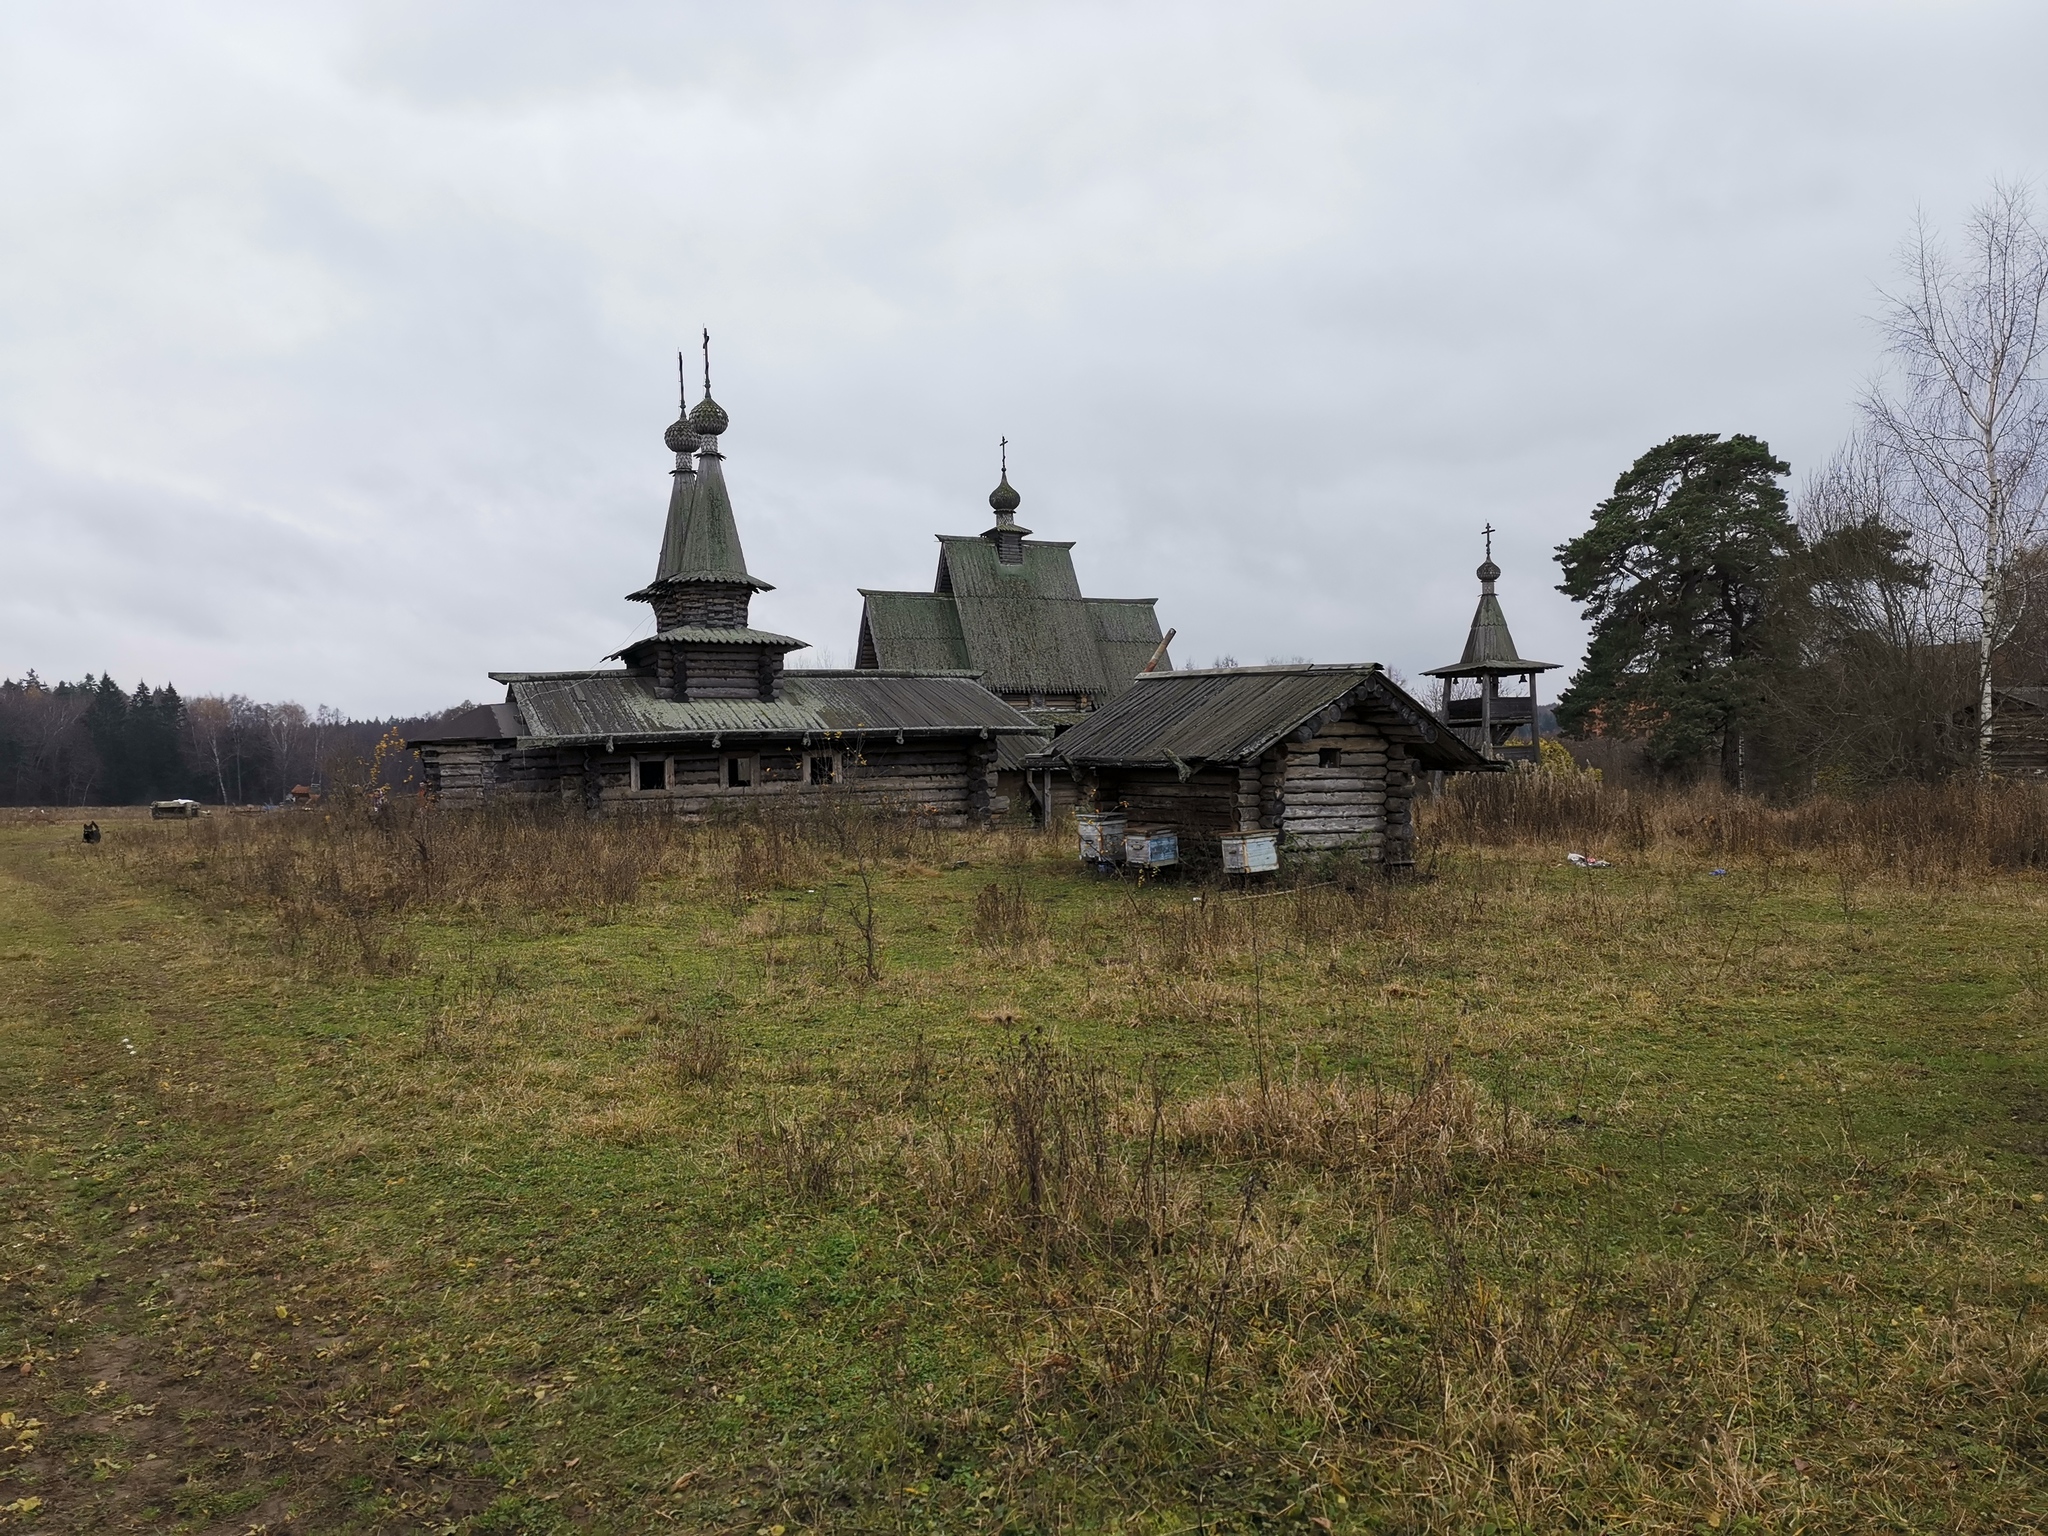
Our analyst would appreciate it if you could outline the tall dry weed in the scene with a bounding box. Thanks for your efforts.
[1426,772,2048,874]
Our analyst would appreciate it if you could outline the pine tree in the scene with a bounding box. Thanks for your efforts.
[1555,434,1798,786]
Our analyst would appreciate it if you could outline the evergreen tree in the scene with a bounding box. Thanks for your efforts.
[82,673,131,802]
[1555,433,1798,786]
[127,681,190,800]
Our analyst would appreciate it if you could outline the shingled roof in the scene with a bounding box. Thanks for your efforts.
[1424,554,1556,679]
[634,427,772,595]
[1038,665,1490,773]
[418,669,1041,747]
[858,536,1168,698]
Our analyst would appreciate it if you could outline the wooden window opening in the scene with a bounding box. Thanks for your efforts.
[724,754,755,788]
[636,758,669,792]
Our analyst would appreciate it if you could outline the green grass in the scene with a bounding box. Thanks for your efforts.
[2,811,2046,1532]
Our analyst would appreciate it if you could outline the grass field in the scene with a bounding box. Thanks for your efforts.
[3,800,2046,1533]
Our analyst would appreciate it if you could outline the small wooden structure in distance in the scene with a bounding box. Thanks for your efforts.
[1979,686,2048,776]
[1424,531,1557,764]
[1031,664,1490,867]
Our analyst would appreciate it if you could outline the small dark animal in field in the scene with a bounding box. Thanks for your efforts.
[81,821,101,844]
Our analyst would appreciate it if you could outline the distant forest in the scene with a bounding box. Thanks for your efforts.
[0,673,467,807]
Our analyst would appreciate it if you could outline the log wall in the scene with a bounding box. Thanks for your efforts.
[424,735,1000,827]
[674,645,784,701]
[651,582,754,630]
[1278,718,1389,853]
[1088,766,1239,836]
[1990,707,2048,777]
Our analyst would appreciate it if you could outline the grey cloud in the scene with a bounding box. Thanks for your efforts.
[3,1,2045,712]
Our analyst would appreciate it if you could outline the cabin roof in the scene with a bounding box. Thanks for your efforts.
[412,669,1040,747]
[1037,664,1489,772]
[859,536,1168,696]
[405,702,525,743]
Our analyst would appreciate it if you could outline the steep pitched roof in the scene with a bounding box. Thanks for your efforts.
[1425,561,1556,678]
[859,536,1168,697]
[857,592,971,672]
[645,448,771,591]
[1040,664,1488,772]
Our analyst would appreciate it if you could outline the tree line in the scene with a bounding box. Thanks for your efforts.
[0,672,453,807]
[1555,184,2048,789]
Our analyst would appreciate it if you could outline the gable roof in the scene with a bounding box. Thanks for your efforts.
[858,535,1168,697]
[858,592,971,672]
[1040,664,1489,772]
[417,669,1040,747]
[2000,686,2048,713]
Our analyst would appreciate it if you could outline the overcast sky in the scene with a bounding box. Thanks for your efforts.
[3,1,2045,716]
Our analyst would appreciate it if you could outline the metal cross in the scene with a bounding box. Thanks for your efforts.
[1000,436,1008,475]
[1482,522,1495,561]
[677,350,688,407]
[702,327,711,394]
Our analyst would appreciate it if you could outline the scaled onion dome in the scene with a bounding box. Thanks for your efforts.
[664,411,700,456]
[689,392,730,438]
[1477,557,1501,585]
[988,472,1021,515]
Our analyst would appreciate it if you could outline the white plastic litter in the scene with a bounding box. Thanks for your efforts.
[1566,852,1613,868]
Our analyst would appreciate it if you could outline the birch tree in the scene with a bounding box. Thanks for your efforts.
[1863,183,2048,763]
[183,695,235,805]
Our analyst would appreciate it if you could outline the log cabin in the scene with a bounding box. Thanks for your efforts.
[1962,686,2048,777]
[406,352,1042,821]
[1030,664,1492,867]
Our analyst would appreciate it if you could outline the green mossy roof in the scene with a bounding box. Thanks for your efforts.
[650,454,770,591]
[858,536,1168,697]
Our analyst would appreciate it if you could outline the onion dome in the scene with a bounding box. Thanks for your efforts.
[689,392,729,438]
[665,413,700,455]
[989,473,1021,515]
[1477,557,1501,585]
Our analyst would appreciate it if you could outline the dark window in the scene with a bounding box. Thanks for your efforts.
[1318,747,1342,768]
[725,755,753,788]
[808,754,837,785]
[637,758,667,791]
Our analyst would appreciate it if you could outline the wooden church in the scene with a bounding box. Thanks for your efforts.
[408,348,1041,821]
[853,447,1172,820]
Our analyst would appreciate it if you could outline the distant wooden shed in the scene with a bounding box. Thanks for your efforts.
[1989,687,2048,777]
[1031,664,1492,865]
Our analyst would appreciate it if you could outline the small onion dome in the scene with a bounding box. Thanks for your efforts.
[664,414,700,455]
[1477,558,1501,584]
[988,473,1021,514]
[689,392,729,437]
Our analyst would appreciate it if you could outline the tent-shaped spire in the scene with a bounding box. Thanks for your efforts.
[1424,528,1556,679]
[645,331,772,592]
